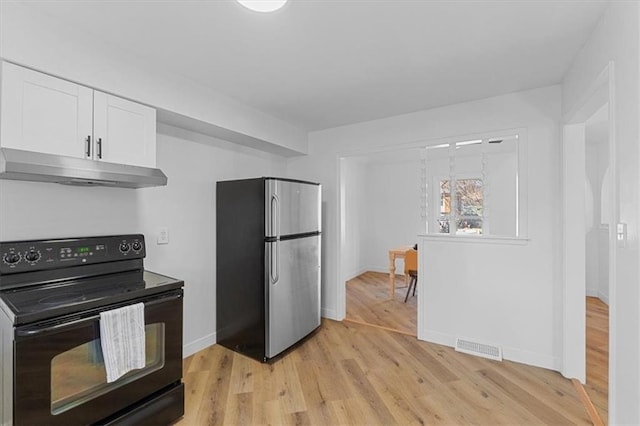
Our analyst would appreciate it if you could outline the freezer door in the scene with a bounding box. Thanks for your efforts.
[266,179,321,238]
[266,234,321,358]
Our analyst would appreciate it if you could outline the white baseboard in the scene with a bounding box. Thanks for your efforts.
[345,268,371,281]
[346,266,409,278]
[598,291,609,305]
[502,346,561,372]
[322,307,339,320]
[419,329,561,372]
[182,310,340,358]
[588,290,610,305]
[368,266,392,274]
[419,328,455,346]
[183,332,216,358]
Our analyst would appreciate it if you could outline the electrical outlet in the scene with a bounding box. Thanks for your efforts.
[158,227,169,245]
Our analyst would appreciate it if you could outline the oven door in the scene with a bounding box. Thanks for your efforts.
[13,289,183,426]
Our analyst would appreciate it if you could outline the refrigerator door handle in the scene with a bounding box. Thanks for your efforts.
[269,241,280,284]
[271,193,280,238]
[274,240,280,284]
[269,193,280,284]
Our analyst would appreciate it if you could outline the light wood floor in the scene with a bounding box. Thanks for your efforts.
[585,296,608,424]
[344,273,608,424]
[345,271,417,336]
[177,275,604,425]
[178,318,592,425]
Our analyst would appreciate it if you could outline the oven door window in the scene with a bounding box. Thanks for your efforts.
[50,323,165,414]
[14,290,183,426]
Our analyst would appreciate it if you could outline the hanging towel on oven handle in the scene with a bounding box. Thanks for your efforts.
[99,302,146,383]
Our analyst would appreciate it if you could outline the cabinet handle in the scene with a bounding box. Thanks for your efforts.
[97,138,103,159]
[85,135,91,158]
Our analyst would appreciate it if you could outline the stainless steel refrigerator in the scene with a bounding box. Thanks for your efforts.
[216,177,321,362]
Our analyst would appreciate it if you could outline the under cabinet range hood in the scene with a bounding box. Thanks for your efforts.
[0,148,167,188]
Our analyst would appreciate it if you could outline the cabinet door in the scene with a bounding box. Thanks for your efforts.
[0,62,93,158]
[93,91,156,168]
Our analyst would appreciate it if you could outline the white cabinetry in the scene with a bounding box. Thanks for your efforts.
[0,62,156,168]
[93,91,156,168]
[0,62,93,158]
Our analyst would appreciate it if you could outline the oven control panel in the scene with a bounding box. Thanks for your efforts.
[0,234,146,274]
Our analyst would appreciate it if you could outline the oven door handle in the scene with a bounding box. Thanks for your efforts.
[16,292,182,337]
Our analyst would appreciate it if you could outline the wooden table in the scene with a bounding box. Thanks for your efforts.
[388,245,413,299]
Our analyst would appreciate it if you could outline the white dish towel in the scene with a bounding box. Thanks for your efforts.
[99,302,146,383]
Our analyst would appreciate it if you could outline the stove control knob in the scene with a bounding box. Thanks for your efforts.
[119,243,131,253]
[25,250,41,263]
[3,252,20,265]
[132,241,142,252]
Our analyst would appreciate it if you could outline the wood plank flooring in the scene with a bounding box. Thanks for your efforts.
[585,296,608,424]
[178,318,592,425]
[346,272,609,424]
[345,271,417,336]
[177,274,605,425]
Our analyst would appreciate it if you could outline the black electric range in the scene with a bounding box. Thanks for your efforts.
[0,234,185,426]
[1,268,182,325]
[0,234,182,324]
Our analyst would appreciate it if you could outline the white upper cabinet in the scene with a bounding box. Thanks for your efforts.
[0,62,93,158]
[0,62,157,168]
[93,91,156,168]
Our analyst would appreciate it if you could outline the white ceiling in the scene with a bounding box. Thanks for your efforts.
[24,0,607,131]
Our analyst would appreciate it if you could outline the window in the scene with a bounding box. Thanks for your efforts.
[439,178,484,234]
[421,133,524,237]
[50,323,165,414]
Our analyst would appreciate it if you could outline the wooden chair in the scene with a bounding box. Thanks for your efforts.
[403,248,418,303]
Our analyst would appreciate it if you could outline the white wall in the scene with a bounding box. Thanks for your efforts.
[0,1,307,155]
[287,84,562,371]
[415,91,562,371]
[341,151,424,282]
[418,236,557,368]
[485,142,519,236]
[562,2,640,423]
[138,124,285,356]
[362,153,422,272]
[585,118,609,303]
[0,182,140,240]
[341,158,367,280]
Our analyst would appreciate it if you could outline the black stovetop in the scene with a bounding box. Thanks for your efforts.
[0,269,183,325]
[0,234,183,326]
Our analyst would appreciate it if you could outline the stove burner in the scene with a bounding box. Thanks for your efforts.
[39,292,86,305]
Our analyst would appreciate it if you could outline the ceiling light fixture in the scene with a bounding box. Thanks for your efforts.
[237,0,288,13]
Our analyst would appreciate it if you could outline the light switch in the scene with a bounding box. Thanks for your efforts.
[616,223,626,248]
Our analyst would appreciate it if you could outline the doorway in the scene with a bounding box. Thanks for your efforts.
[338,148,423,336]
[563,62,614,424]
[584,103,611,422]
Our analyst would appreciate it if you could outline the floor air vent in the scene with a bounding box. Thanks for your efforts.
[455,338,503,361]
